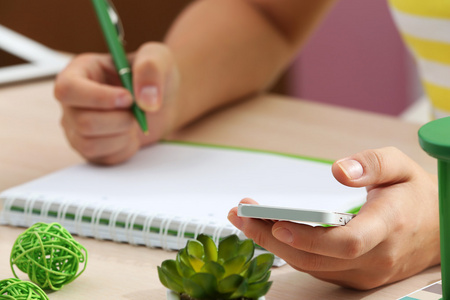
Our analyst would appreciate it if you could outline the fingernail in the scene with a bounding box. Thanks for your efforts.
[337,159,364,180]
[273,227,293,244]
[139,86,159,111]
[228,211,244,230]
[115,93,132,107]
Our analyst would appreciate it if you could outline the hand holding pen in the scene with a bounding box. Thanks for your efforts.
[53,3,180,164]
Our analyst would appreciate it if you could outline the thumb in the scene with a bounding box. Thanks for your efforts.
[332,147,418,188]
[132,42,174,112]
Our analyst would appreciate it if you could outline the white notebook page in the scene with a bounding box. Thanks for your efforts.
[0,143,365,222]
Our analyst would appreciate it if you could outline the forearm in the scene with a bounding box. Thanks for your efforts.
[165,0,336,129]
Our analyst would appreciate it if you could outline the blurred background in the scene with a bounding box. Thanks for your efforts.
[0,0,425,121]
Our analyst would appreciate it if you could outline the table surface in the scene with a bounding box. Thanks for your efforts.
[0,79,440,299]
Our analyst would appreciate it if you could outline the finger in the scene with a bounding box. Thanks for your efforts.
[271,199,390,260]
[89,138,141,165]
[54,54,133,109]
[307,268,390,290]
[332,147,419,188]
[228,198,258,229]
[62,107,135,137]
[132,43,174,112]
[55,77,132,109]
[63,125,140,161]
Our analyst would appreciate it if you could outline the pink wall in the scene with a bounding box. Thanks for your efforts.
[289,0,419,116]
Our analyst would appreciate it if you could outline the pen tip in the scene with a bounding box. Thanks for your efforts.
[144,131,149,136]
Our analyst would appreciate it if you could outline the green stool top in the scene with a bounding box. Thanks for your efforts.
[419,117,450,161]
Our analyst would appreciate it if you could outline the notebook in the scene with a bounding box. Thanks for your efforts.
[0,142,365,252]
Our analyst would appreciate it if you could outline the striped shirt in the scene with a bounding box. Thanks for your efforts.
[388,0,450,119]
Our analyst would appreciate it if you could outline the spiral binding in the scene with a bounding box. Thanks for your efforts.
[108,206,122,243]
[92,204,107,240]
[160,215,177,250]
[177,217,192,249]
[24,194,40,226]
[40,195,56,223]
[125,210,140,246]
[75,200,90,237]
[56,198,71,225]
[212,222,235,245]
[0,193,244,252]
[194,218,208,241]
[1,194,16,224]
[142,213,158,248]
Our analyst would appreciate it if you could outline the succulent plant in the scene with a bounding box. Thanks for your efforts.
[158,234,274,300]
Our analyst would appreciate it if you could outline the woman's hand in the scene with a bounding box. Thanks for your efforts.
[54,42,179,165]
[228,147,440,289]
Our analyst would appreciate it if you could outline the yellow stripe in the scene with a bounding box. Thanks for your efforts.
[388,0,450,19]
[402,34,450,65]
[424,81,450,111]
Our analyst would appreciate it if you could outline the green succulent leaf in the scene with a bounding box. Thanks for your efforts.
[182,277,209,300]
[223,255,247,277]
[177,259,196,278]
[158,266,170,288]
[175,249,196,277]
[158,266,184,293]
[187,239,205,259]
[189,255,205,273]
[247,253,274,283]
[189,256,205,272]
[244,281,273,299]
[177,247,205,273]
[237,239,255,264]
[218,274,247,298]
[177,248,192,268]
[161,260,183,284]
[218,235,240,262]
[229,281,250,300]
[200,261,226,279]
[245,256,257,280]
[197,234,218,261]
[252,270,271,285]
[183,273,218,299]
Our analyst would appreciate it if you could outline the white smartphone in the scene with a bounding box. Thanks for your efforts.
[237,203,355,226]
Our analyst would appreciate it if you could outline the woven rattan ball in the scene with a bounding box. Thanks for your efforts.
[0,278,49,300]
[10,222,88,290]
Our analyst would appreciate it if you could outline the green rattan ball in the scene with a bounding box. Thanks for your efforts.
[0,278,49,300]
[10,222,88,291]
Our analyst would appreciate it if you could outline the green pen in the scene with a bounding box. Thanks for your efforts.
[91,0,149,134]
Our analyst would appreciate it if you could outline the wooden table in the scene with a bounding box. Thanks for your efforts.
[0,79,440,299]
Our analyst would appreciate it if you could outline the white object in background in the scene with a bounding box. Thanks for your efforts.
[399,95,431,125]
[0,25,70,85]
